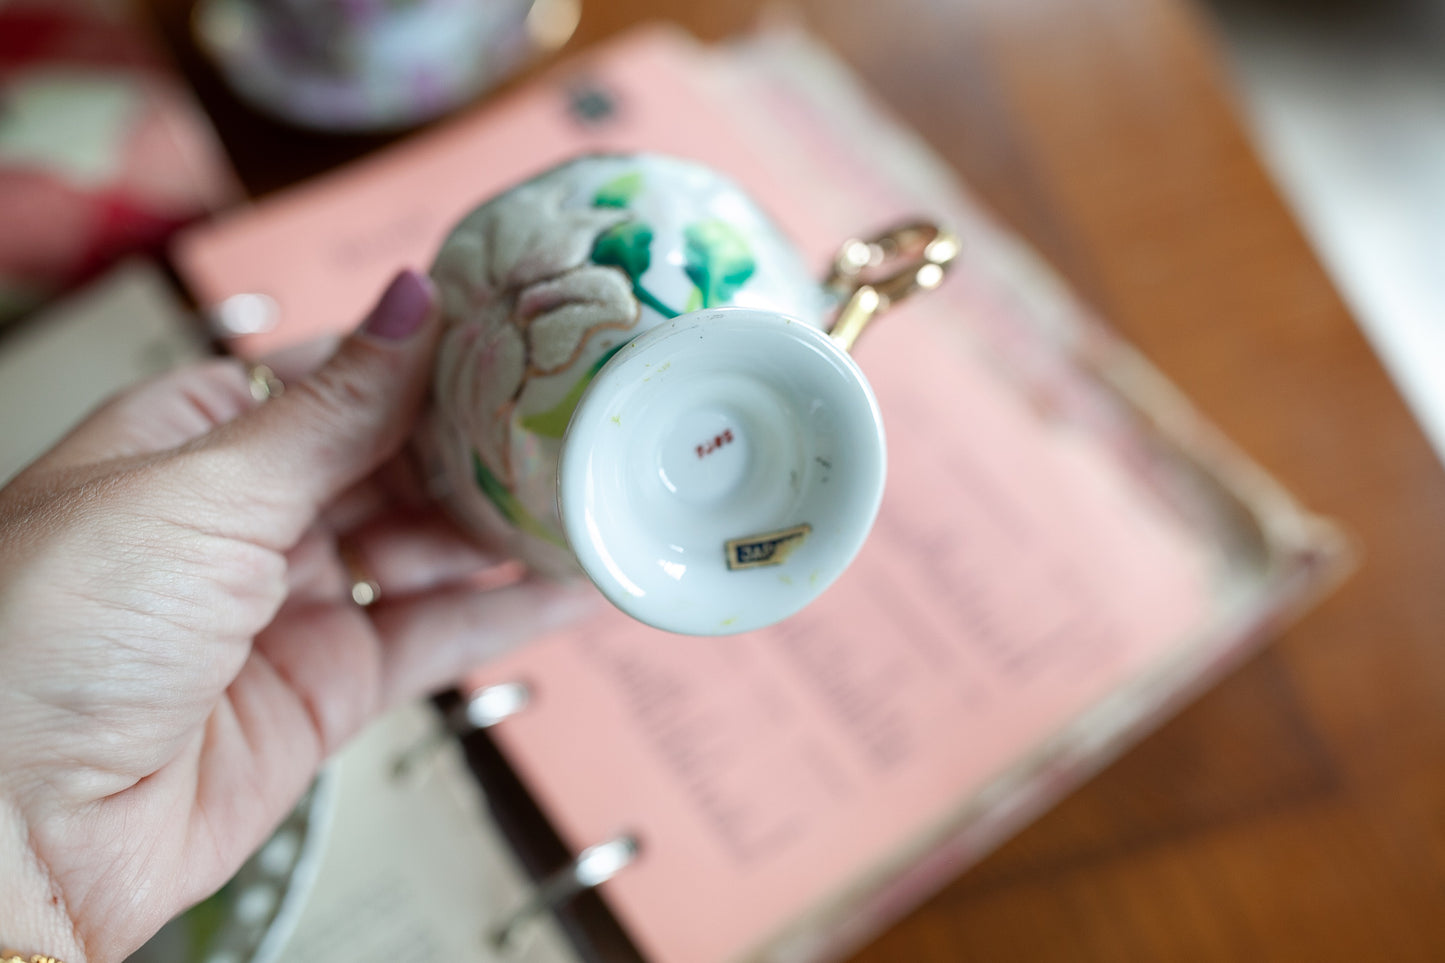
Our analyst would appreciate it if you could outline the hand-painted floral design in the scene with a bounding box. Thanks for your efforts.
[431,180,638,490]
[685,219,756,308]
[426,154,822,571]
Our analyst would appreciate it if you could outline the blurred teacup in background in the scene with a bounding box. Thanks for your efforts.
[193,0,582,131]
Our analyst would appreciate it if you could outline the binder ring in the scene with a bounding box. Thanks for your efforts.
[460,681,532,728]
[390,682,532,782]
[490,834,641,951]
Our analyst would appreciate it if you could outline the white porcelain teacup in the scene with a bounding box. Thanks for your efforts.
[424,153,956,635]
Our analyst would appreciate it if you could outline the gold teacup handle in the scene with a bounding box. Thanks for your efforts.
[825,222,961,352]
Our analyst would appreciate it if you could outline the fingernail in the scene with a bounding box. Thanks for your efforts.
[361,270,435,341]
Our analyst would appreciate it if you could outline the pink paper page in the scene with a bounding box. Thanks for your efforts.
[172,26,829,358]
[450,31,1214,963]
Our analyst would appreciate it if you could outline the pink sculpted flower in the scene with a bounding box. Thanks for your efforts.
[432,181,638,484]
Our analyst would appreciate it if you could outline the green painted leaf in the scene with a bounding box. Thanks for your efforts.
[518,381,589,440]
[519,344,627,439]
[592,171,644,208]
[471,452,565,547]
[632,283,680,319]
[684,219,755,308]
[591,221,653,285]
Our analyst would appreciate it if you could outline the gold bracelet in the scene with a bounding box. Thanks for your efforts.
[3,952,63,963]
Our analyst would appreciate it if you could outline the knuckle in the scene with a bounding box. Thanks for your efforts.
[307,359,382,420]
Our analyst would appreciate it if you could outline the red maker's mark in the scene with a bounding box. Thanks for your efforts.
[696,428,736,459]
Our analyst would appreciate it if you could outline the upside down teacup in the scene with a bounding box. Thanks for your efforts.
[423,153,956,635]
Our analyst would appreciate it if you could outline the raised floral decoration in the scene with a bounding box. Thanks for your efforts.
[430,165,759,550]
[433,182,634,486]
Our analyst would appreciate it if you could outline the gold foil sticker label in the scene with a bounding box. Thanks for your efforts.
[725,524,812,570]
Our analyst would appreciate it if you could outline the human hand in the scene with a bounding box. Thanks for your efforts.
[0,271,595,962]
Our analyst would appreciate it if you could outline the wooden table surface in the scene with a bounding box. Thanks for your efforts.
[149,0,1445,958]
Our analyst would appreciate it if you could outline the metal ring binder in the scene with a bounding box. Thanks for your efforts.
[209,291,280,337]
[390,682,533,782]
[490,834,641,952]
[462,680,533,727]
[388,686,641,953]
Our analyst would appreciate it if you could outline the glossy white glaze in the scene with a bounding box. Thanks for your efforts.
[426,153,827,576]
[425,153,888,634]
[558,308,886,635]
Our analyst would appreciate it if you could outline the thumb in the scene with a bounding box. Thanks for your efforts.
[193,269,443,548]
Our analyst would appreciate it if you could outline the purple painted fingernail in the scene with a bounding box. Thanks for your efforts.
[361,270,435,341]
